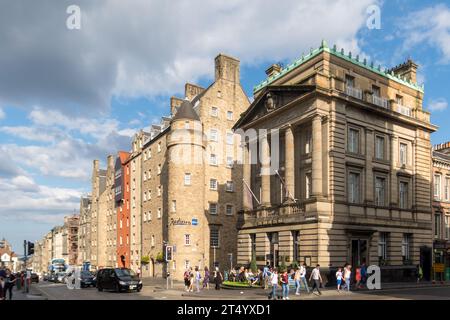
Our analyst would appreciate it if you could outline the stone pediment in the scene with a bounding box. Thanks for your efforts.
[234,85,315,129]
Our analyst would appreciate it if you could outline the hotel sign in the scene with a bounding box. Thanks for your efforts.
[169,217,199,226]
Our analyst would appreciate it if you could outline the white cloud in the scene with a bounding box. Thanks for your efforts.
[0,175,81,214]
[0,0,377,114]
[399,4,450,63]
[0,107,5,120]
[428,98,448,112]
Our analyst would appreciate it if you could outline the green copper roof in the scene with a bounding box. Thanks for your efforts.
[253,41,425,94]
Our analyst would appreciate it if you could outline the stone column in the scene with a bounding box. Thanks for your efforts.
[390,135,398,206]
[365,129,374,203]
[243,143,253,210]
[260,133,271,207]
[311,115,323,197]
[285,126,295,201]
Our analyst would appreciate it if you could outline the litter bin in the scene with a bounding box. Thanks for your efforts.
[445,268,450,281]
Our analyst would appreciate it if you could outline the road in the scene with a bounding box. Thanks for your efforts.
[30,281,450,300]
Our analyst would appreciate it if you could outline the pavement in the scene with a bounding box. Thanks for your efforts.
[10,278,450,301]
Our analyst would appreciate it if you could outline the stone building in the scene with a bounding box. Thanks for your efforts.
[63,214,79,266]
[234,41,437,282]
[103,155,117,268]
[115,151,131,268]
[432,142,450,277]
[89,160,107,268]
[77,196,92,265]
[127,131,149,272]
[140,54,250,279]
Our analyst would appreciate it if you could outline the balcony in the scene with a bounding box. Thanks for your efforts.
[241,202,305,227]
[397,104,412,117]
[372,95,389,109]
[346,86,363,100]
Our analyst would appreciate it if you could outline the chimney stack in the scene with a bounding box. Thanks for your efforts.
[215,54,240,83]
[265,64,282,78]
[389,59,418,83]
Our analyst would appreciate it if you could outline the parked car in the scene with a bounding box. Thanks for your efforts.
[80,271,96,288]
[96,268,142,292]
[42,273,50,281]
[30,273,39,283]
[56,272,66,283]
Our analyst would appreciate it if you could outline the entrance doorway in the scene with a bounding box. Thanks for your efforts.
[420,246,432,281]
[351,239,368,269]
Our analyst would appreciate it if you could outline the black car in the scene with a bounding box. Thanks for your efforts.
[30,273,39,283]
[96,268,142,292]
[80,271,96,288]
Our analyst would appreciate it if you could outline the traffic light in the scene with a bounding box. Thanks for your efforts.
[27,241,35,255]
[165,246,173,261]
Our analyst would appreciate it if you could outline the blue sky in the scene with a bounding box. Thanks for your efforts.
[1,0,450,254]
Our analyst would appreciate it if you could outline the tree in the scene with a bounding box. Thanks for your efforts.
[280,256,287,272]
[250,253,258,273]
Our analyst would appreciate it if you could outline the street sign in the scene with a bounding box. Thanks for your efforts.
[433,263,445,273]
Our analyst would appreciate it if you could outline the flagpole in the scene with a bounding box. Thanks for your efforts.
[242,179,261,205]
[275,170,295,201]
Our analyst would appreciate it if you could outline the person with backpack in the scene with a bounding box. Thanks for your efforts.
[280,270,290,300]
[309,264,323,296]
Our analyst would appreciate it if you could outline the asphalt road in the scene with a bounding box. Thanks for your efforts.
[31,281,450,300]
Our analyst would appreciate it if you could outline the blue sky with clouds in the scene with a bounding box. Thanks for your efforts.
[1,0,450,254]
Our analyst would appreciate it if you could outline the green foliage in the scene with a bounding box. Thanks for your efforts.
[156,252,165,263]
[141,255,150,265]
[279,256,287,272]
[290,260,299,269]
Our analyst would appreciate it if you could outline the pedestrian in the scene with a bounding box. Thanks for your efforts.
[183,268,191,291]
[355,266,362,290]
[263,262,270,289]
[269,268,279,300]
[280,270,290,300]
[136,268,141,278]
[343,264,352,292]
[194,266,201,292]
[0,275,5,301]
[4,269,16,300]
[360,262,367,286]
[214,267,223,290]
[309,264,322,295]
[203,266,210,290]
[336,267,343,292]
[188,267,194,292]
[417,264,423,283]
[294,268,302,295]
[299,262,310,293]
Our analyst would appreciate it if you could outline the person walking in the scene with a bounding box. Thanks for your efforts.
[194,267,202,292]
[263,262,270,289]
[309,264,323,296]
[203,266,210,290]
[299,263,310,293]
[4,270,16,300]
[280,270,290,300]
[183,268,191,291]
[269,269,279,300]
[355,266,362,290]
[0,275,5,301]
[336,267,343,292]
[417,264,423,283]
[188,267,194,292]
[213,267,223,290]
[343,264,352,292]
[294,268,302,295]
[360,262,367,286]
